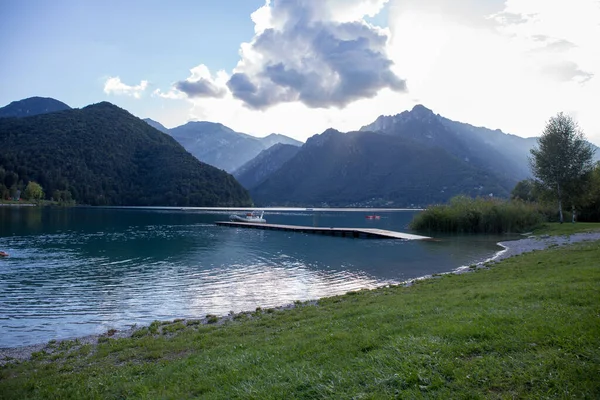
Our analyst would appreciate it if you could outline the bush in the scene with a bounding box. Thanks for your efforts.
[409,196,549,233]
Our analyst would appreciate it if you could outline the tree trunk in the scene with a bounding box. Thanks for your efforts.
[557,183,563,223]
[572,205,576,223]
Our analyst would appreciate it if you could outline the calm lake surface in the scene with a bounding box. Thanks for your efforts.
[0,207,513,348]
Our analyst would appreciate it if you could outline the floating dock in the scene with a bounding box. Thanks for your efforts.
[215,221,432,240]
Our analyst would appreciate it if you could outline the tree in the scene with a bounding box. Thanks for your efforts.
[530,113,595,223]
[511,179,537,202]
[23,181,44,202]
[578,162,600,221]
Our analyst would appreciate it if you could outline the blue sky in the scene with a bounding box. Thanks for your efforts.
[1,0,262,116]
[1,0,599,144]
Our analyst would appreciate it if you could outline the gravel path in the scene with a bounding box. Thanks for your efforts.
[2,232,599,365]
[494,231,600,263]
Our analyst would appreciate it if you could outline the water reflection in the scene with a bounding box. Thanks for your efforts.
[0,207,506,347]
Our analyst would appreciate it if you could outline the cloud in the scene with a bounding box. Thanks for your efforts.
[172,64,227,98]
[160,0,405,110]
[492,0,597,83]
[226,0,405,109]
[150,0,599,146]
[386,0,600,144]
[541,61,594,83]
[103,77,148,99]
[152,88,186,100]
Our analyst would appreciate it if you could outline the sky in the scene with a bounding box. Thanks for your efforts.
[1,0,599,145]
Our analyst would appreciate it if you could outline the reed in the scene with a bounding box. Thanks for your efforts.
[410,195,550,233]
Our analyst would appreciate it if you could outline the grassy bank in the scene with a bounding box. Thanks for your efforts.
[0,199,75,207]
[1,240,599,398]
[410,196,550,233]
[534,221,600,236]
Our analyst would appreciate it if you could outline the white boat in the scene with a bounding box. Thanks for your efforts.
[229,210,266,223]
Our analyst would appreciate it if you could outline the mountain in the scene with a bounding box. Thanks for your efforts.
[360,105,538,183]
[167,122,264,172]
[233,143,301,190]
[251,129,512,207]
[0,102,252,207]
[0,97,71,118]
[259,133,302,149]
[156,121,302,172]
[143,118,169,134]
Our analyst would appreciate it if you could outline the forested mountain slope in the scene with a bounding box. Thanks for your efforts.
[251,129,512,207]
[233,143,300,190]
[0,102,252,206]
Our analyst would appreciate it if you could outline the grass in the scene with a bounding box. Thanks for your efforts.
[0,199,75,206]
[410,196,550,234]
[533,221,600,236]
[1,241,599,399]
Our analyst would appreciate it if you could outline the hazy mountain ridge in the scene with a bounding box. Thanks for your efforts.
[251,129,512,207]
[144,120,302,172]
[360,105,536,182]
[233,143,301,190]
[0,97,71,118]
[0,102,252,206]
[143,118,169,134]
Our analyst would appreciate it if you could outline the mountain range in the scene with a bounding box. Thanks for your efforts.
[3,96,598,208]
[0,100,251,206]
[360,105,537,182]
[250,128,511,207]
[242,105,599,206]
[143,119,302,173]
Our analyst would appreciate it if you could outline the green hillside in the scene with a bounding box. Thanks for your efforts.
[0,102,252,207]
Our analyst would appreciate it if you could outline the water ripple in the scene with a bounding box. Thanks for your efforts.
[0,208,505,348]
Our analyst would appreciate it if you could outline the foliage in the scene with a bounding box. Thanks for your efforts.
[577,162,600,221]
[511,163,600,223]
[0,102,253,207]
[1,241,599,398]
[409,195,549,233]
[510,178,552,203]
[23,181,44,201]
[530,113,595,222]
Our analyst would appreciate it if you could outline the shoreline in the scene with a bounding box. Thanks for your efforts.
[3,231,600,364]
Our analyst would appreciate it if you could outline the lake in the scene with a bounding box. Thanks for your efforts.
[0,207,512,348]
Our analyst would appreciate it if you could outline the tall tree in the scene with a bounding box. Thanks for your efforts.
[23,181,44,202]
[530,113,595,223]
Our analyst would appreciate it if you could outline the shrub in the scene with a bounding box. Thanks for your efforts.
[410,196,549,233]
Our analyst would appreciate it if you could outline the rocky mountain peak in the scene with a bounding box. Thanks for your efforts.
[410,104,434,116]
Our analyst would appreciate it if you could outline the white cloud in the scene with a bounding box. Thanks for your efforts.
[161,0,404,111]
[149,0,600,146]
[152,88,186,100]
[103,77,148,99]
[385,0,600,144]
[172,64,228,99]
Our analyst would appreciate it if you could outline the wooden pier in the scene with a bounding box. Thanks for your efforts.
[215,221,432,240]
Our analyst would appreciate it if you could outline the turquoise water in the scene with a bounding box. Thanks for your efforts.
[0,207,510,348]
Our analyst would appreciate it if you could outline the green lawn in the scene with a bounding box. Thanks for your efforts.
[1,241,599,399]
[533,221,600,236]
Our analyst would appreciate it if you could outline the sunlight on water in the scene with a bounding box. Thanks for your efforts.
[0,207,508,347]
